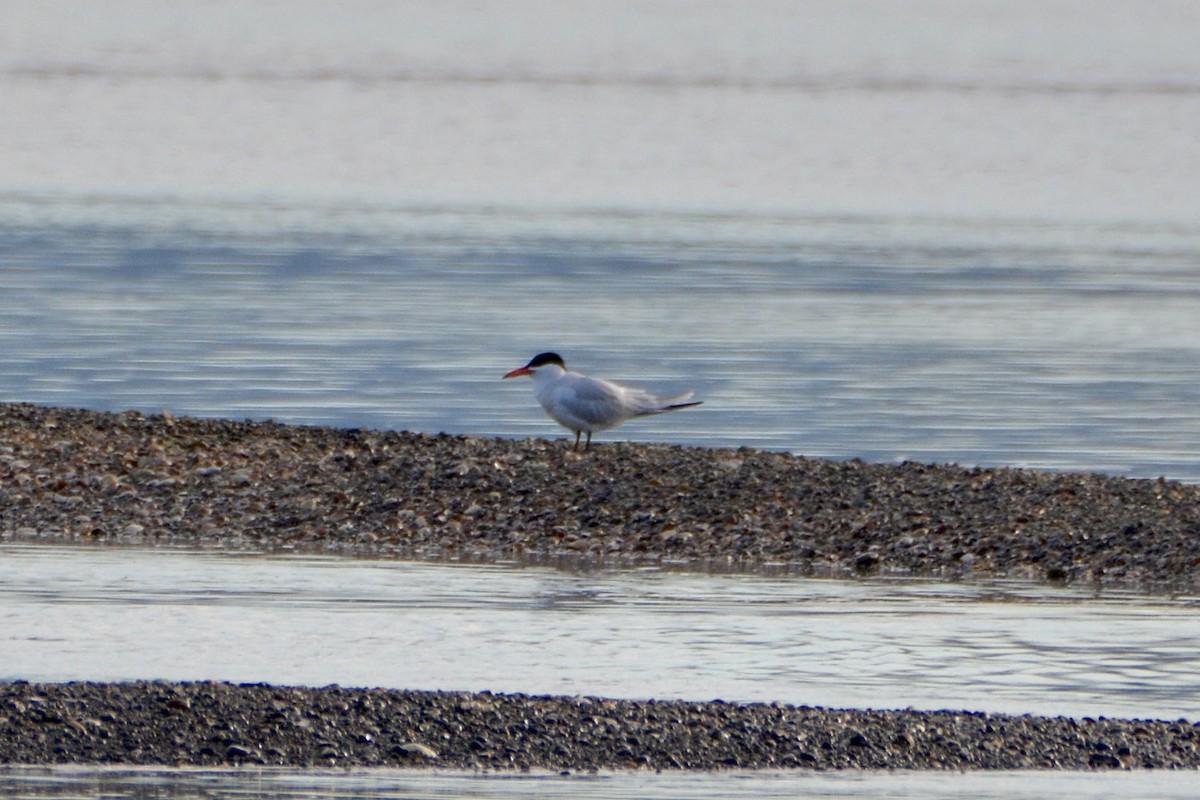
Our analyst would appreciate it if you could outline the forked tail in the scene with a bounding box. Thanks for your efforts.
[633,390,703,417]
[656,389,702,413]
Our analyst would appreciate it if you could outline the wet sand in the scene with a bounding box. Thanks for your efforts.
[3,402,1200,770]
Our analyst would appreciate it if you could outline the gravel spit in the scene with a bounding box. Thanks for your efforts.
[3,402,1200,771]
[2,402,1199,588]
[3,681,1199,771]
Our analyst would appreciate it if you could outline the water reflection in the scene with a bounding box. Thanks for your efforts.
[2,766,1199,800]
[3,543,1198,720]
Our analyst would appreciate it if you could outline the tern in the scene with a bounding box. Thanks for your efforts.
[502,352,702,451]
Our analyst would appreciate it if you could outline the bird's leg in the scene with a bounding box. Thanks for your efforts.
[572,430,581,451]
[584,431,592,451]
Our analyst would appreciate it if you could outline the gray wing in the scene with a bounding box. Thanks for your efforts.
[574,376,696,418]
[556,375,632,427]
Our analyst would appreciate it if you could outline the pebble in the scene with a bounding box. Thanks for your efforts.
[1,682,1198,771]
[4,402,1200,772]
[2,402,1199,590]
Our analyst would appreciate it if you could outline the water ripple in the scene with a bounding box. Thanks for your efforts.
[3,544,1198,721]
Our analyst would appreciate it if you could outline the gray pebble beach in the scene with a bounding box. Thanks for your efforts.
[3,681,1199,770]
[3,402,1199,770]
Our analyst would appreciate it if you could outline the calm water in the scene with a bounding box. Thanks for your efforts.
[3,766,1200,800]
[4,544,1199,721]
[2,0,1200,478]
[4,543,1200,797]
[3,3,1200,796]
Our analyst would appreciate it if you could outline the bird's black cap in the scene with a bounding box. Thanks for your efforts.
[526,352,565,368]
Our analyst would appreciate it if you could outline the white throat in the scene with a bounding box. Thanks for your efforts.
[531,363,567,385]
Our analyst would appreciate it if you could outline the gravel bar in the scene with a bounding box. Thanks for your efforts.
[2,402,1199,588]
[4,402,1200,772]
[3,681,1199,770]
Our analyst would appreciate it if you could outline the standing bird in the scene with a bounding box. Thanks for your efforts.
[503,352,702,451]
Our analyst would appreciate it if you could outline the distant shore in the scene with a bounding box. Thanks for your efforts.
[3,402,1199,590]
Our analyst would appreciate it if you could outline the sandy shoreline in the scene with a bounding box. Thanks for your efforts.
[3,402,1200,771]
[2,402,1199,589]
